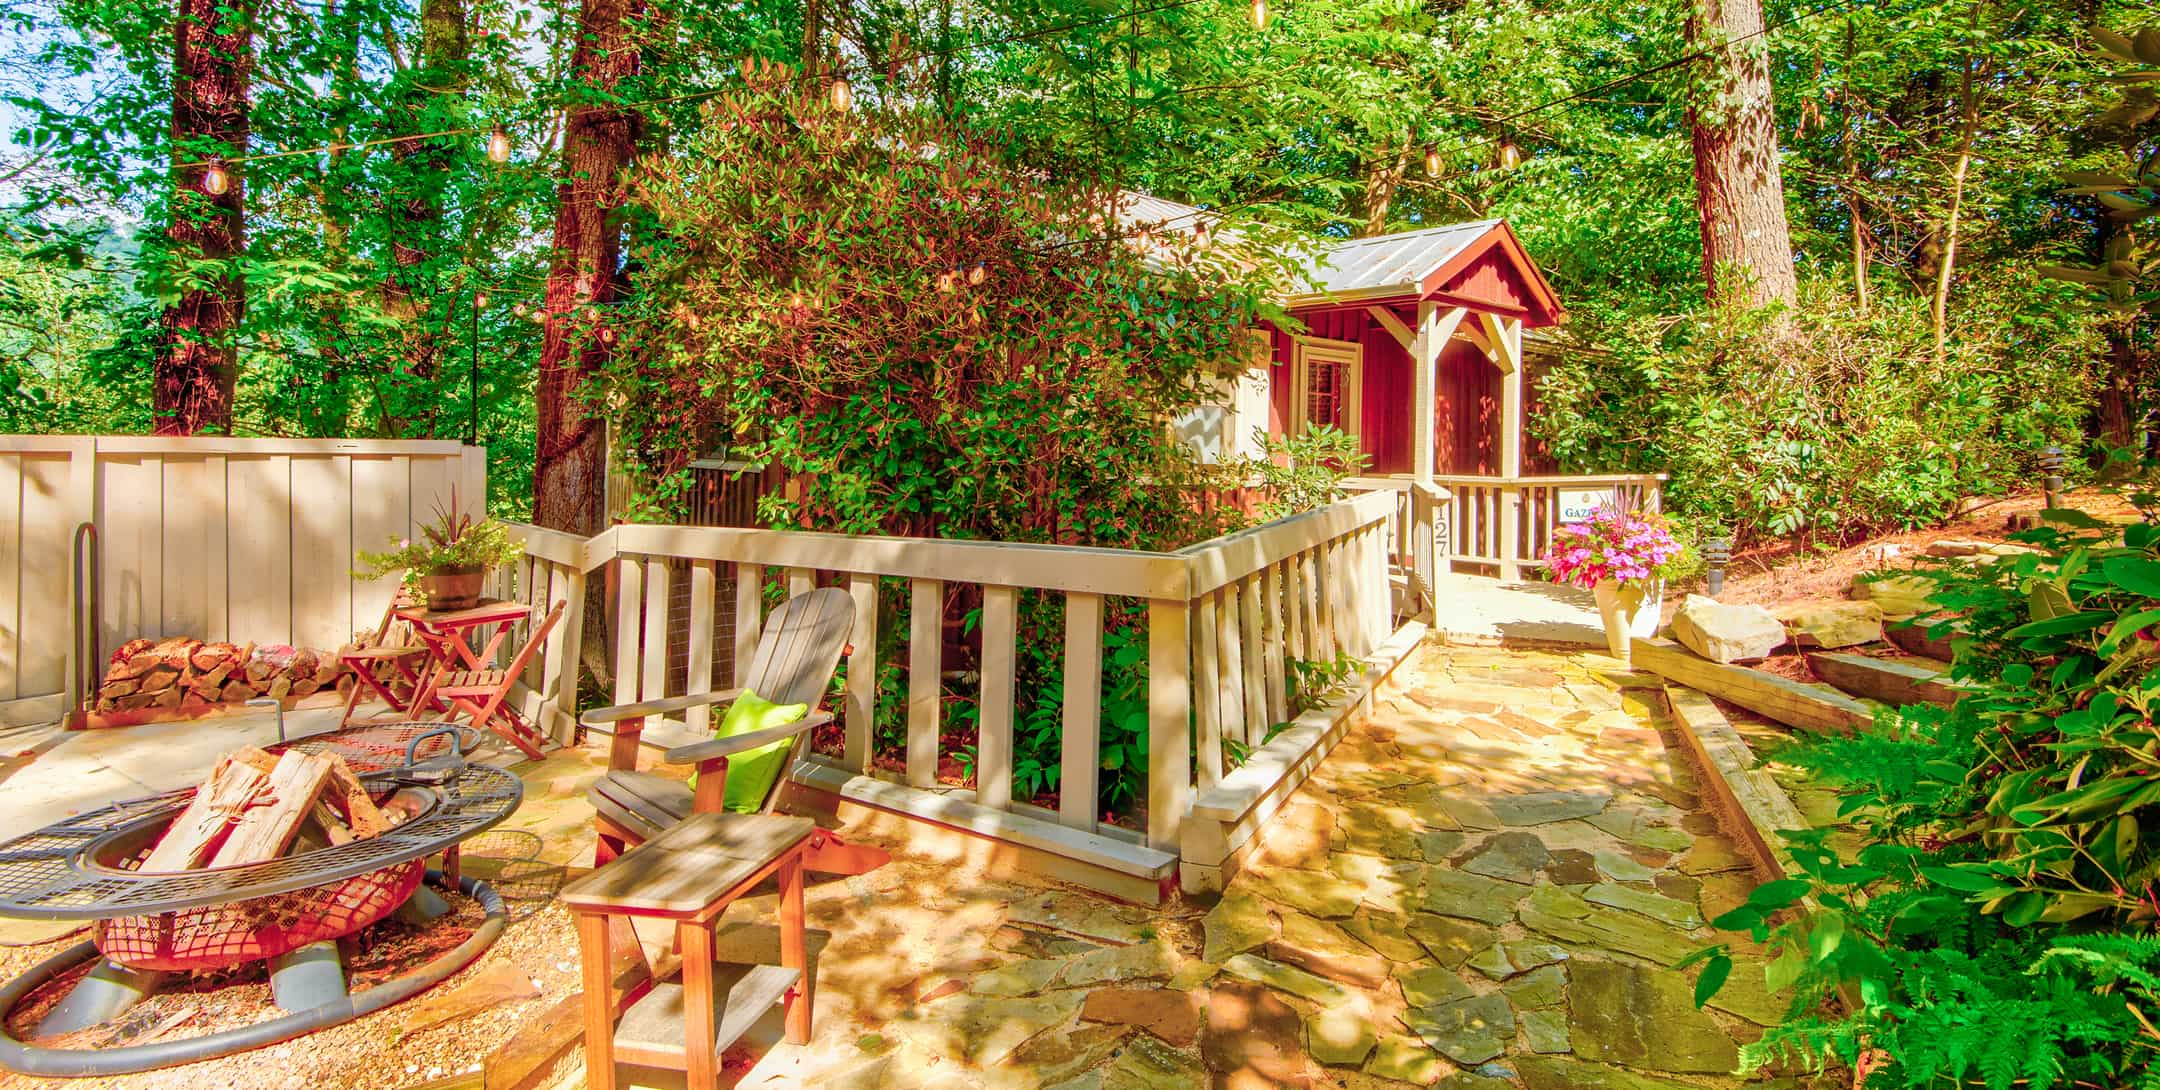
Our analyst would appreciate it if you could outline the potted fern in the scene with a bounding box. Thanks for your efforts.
[357,500,523,611]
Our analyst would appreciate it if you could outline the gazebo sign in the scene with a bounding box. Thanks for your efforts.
[1557,488,1617,526]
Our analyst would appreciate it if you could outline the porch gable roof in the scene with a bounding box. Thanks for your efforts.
[1286,219,1567,327]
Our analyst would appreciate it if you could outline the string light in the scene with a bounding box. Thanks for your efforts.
[473,290,490,308]
[935,269,957,293]
[1497,141,1522,169]
[1251,0,1268,29]
[1134,226,1154,247]
[967,262,987,285]
[486,128,511,163]
[1424,146,1441,178]
[829,76,853,112]
[202,161,232,195]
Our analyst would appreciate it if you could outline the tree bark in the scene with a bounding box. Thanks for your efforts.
[153,0,252,435]
[378,0,469,435]
[1685,0,1800,306]
[1930,5,1986,365]
[532,0,644,536]
[1352,142,1411,238]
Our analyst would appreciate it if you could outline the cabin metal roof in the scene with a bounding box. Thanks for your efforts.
[1290,220,1503,304]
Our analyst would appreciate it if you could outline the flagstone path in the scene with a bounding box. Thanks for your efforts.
[742,641,1797,1090]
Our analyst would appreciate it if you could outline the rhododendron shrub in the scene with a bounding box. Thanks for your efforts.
[1542,506,1682,589]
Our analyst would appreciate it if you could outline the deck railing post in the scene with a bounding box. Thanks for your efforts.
[1499,484,1523,581]
[1060,592,1103,831]
[1147,597,1192,855]
[907,578,943,790]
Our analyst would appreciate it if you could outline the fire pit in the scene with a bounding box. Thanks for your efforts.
[0,727,522,1077]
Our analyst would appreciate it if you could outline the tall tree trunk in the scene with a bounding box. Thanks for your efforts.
[1353,143,1411,238]
[153,0,252,435]
[1930,6,1985,365]
[532,0,644,536]
[1684,0,1800,306]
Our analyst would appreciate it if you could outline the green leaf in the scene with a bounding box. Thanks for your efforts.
[1744,878,1812,911]
[1922,865,2012,892]
[2006,612,2111,638]
[1692,953,1732,1009]
[2102,556,2160,598]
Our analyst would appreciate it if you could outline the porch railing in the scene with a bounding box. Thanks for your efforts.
[497,488,1409,898]
[1436,473,1665,579]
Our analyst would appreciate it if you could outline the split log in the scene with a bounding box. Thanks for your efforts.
[245,662,276,684]
[321,754,387,838]
[191,643,239,672]
[100,679,141,699]
[267,677,292,700]
[208,750,335,866]
[290,678,320,697]
[136,664,181,692]
[140,758,271,872]
[219,681,255,703]
[111,654,164,681]
[152,686,183,708]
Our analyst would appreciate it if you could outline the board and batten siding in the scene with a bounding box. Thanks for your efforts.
[0,436,484,727]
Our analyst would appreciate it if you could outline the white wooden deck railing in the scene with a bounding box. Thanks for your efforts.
[1436,473,1665,579]
[499,489,1408,897]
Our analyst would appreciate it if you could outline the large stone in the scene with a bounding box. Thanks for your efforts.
[1518,886,1698,966]
[1011,1023,1135,1085]
[1669,595,1787,664]
[905,990,1087,1066]
[1220,953,1348,1005]
[1774,600,1885,650]
[970,957,1068,997]
[1006,890,1154,946]
[1407,994,1516,1066]
[1583,883,1705,930]
[1590,849,1655,884]
[1501,963,1567,1009]
[1081,987,1203,1046]
[1366,1035,1444,1086]
[1396,964,1475,1008]
[1062,937,1176,988]
[1517,1058,1699,1090]
[1406,913,1494,968]
[1461,832,1550,884]
[1852,573,1939,619]
[1925,537,1990,557]
[1487,790,1611,826]
[1522,1008,1571,1054]
[1466,940,1569,981]
[1419,868,1525,925]
[1251,867,1364,918]
[1567,959,1739,1074]
[1100,1033,1209,1090]
[1203,981,1316,1087]
[1417,829,1469,863]
[1342,908,1427,963]
[1306,1000,1379,1067]
[1203,890,1279,963]
[1330,854,1423,915]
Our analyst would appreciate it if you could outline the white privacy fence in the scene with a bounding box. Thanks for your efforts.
[0,436,484,727]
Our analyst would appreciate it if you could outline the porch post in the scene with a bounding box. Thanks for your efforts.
[1410,305,1469,600]
[1484,313,1527,578]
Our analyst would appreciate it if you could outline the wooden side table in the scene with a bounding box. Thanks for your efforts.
[560,812,817,1090]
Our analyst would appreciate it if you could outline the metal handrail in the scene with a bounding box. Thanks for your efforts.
[69,522,99,712]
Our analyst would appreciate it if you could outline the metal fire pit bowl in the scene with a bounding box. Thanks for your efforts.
[0,733,524,1077]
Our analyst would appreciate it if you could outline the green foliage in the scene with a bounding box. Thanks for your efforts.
[1244,425,1368,524]
[1696,476,2160,1087]
[1535,278,2101,544]
[355,499,521,577]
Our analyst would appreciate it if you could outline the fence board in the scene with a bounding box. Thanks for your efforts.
[977,585,1018,811]
[290,457,356,650]
[685,561,717,733]
[907,578,943,790]
[1060,592,1103,832]
[845,574,877,773]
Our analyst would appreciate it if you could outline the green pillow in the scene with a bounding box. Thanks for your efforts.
[688,689,809,814]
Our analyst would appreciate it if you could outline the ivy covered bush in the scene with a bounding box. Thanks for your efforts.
[1698,480,2160,1088]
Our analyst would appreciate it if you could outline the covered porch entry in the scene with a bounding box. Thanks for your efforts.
[1257,220,1662,595]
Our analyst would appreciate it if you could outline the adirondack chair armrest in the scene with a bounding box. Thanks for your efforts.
[663,710,832,767]
[579,689,747,731]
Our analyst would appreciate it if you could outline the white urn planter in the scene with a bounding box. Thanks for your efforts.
[1593,579,1659,664]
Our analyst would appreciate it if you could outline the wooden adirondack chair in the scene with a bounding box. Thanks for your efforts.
[337,586,429,726]
[581,587,890,876]
[430,600,566,760]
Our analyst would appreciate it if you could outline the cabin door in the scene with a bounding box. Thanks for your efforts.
[1290,336,1363,441]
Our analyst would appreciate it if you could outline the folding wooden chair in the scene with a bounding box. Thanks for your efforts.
[431,600,566,760]
[338,586,430,726]
[580,587,891,877]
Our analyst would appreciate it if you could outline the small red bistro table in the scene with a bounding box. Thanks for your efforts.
[560,812,816,1090]
[396,597,546,757]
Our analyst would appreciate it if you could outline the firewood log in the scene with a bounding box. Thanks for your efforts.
[321,755,387,838]
[99,678,140,699]
[109,638,154,667]
[190,644,238,672]
[198,662,234,689]
[219,681,254,703]
[291,650,319,677]
[116,693,157,711]
[290,678,321,697]
[136,664,180,691]
[246,662,276,684]
[152,686,183,708]
[180,692,210,709]
[115,654,163,680]
[209,750,335,866]
[141,757,272,872]
[268,677,292,700]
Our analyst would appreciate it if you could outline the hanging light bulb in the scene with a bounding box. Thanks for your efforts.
[597,326,616,344]
[487,127,511,164]
[1497,141,1522,169]
[1424,146,1441,178]
[473,290,490,309]
[936,270,957,293]
[829,76,853,112]
[202,161,231,195]
[1134,226,1154,248]
[967,262,987,286]
[1194,220,1211,245]
[1251,0,1268,29]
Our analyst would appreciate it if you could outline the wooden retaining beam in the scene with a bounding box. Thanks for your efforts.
[1884,615,1959,663]
[1805,651,1957,709]
[1659,685,1809,883]
[1629,637,1873,734]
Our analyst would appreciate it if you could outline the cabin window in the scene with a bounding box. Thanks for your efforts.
[1291,336,1363,439]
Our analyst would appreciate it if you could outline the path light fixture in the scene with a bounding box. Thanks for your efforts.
[2040,445,2065,510]
[1703,534,1732,598]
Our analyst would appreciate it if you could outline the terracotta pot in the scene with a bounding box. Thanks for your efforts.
[420,566,486,611]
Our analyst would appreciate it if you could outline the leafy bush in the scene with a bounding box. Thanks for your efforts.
[1534,275,2102,545]
[1696,482,2160,1088]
